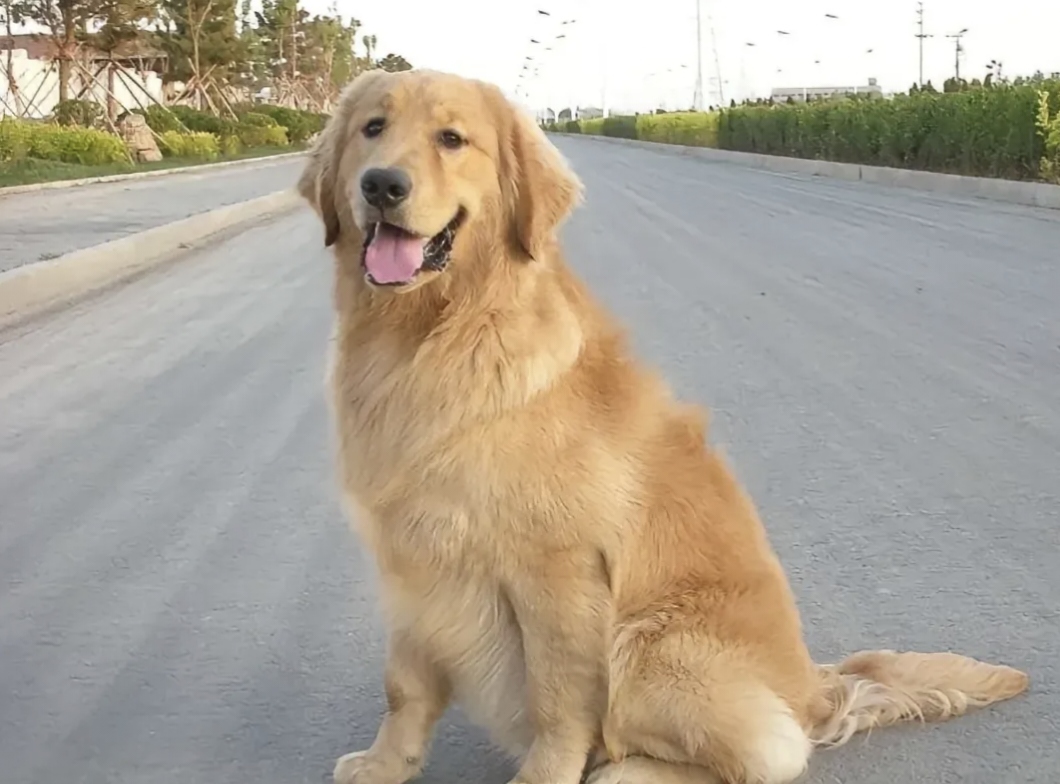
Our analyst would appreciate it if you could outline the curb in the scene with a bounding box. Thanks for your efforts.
[0,188,302,326]
[0,151,307,198]
[554,134,1060,211]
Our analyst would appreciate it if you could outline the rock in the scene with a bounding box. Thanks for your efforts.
[118,112,163,163]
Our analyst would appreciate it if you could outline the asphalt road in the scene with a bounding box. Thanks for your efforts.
[0,156,304,274]
[1,136,1058,784]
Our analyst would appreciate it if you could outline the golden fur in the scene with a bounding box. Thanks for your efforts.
[297,68,1029,784]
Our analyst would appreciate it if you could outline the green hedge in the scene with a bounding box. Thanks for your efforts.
[139,103,317,147]
[716,84,1060,180]
[636,112,718,147]
[239,103,327,143]
[0,118,127,165]
[158,130,220,161]
[550,82,1060,183]
[546,111,718,148]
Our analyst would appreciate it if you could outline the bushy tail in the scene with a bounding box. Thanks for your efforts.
[810,649,1029,748]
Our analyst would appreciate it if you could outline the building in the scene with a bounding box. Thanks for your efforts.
[770,77,883,103]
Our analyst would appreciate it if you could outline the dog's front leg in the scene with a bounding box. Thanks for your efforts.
[334,629,451,784]
[505,557,609,784]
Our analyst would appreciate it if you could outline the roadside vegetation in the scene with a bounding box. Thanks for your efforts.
[547,74,1060,184]
[0,0,413,187]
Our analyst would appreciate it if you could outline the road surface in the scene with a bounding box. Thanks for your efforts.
[1,136,1057,783]
[0,156,304,274]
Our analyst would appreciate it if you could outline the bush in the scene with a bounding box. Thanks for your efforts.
[53,99,103,128]
[237,111,279,128]
[636,112,718,148]
[236,118,289,148]
[715,82,1060,180]
[1037,89,1060,183]
[140,105,184,134]
[158,130,221,160]
[21,122,128,165]
[0,117,33,161]
[139,103,324,149]
[243,104,320,143]
[219,134,243,156]
[170,105,238,136]
[563,119,582,134]
[601,114,638,139]
[579,117,605,135]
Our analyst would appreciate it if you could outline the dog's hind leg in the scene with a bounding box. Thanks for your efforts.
[604,630,814,784]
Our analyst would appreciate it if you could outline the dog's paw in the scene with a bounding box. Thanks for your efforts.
[333,750,411,784]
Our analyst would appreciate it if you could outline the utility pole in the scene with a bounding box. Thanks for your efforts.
[946,28,968,81]
[692,0,704,111]
[915,1,933,87]
[708,6,725,106]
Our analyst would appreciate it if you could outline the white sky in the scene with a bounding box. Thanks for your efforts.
[310,0,1060,112]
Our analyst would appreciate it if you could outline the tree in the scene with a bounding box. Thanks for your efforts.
[300,13,359,93]
[377,53,411,73]
[157,0,245,109]
[11,0,102,102]
[90,0,156,119]
[361,32,375,65]
[255,0,298,81]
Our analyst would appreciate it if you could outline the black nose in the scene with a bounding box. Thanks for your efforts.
[360,167,412,209]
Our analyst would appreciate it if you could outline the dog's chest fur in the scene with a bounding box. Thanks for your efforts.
[324,299,624,756]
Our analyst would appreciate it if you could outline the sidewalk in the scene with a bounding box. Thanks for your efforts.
[0,156,305,274]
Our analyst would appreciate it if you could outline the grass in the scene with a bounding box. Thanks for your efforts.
[0,145,304,189]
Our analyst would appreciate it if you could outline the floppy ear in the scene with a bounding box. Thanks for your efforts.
[297,131,340,247]
[297,69,388,248]
[502,103,584,261]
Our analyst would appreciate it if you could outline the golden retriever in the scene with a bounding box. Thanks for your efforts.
[297,68,1029,784]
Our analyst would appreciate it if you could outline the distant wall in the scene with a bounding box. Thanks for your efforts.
[1,50,164,119]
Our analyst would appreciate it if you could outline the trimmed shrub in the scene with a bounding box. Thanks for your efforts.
[170,105,237,136]
[563,119,582,134]
[601,114,638,139]
[22,122,128,165]
[158,130,221,160]
[140,105,185,134]
[579,117,605,135]
[245,104,319,143]
[636,112,718,148]
[53,99,103,128]
[237,111,278,128]
[1037,90,1060,183]
[236,118,289,148]
[0,117,33,161]
[715,82,1060,181]
[220,134,243,156]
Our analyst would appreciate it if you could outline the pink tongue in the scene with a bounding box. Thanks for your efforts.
[364,225,427,284]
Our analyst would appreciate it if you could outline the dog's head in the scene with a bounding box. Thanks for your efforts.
[298,68,583,292]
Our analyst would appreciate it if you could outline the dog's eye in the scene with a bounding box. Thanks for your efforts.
[363,118,385,138]
[438,130,466,150]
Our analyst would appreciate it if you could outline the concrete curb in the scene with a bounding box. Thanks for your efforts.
[554,133,1060,211]
[0,188,301,326]
[0,151,307,198]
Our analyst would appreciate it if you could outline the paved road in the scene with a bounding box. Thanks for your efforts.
[0,156,304,274]
[1,137,1058,784]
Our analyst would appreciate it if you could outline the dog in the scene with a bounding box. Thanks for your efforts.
[297,68,1029,784]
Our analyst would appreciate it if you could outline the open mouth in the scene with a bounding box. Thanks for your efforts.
[361,210,465,287]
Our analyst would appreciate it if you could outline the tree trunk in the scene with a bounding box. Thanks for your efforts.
[58,57,71,103]
[107,60,117,121]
